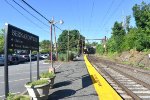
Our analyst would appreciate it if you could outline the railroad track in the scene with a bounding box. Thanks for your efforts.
[88,55,150,100]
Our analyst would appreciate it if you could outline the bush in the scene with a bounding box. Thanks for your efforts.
[7,93,30,100]
[69,52,74,61]
[26,79,49,87]
[40,71,55,79]
[58,53,67,61]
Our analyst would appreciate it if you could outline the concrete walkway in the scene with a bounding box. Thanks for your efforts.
[48,56,98,100]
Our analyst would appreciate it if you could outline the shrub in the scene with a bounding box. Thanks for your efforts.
[58,53,67,61]
[69,52,74,61]
[7,93,30,100]
[26,79,49,87]
[40,71,56,79]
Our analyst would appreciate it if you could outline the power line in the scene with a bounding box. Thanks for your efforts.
[88,0,95,32]
[4,0,49,33]
[99,0,115,30]
[12,0,49,28]
[21,0,49,22]
[21,0,63,31]
[101,0,125,31]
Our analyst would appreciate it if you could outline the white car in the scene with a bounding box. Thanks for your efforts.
[40,54,49,59]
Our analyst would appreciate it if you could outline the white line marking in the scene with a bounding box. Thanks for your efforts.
[0,68,49,77]
[0,77,36,84]
[55,63,63,69]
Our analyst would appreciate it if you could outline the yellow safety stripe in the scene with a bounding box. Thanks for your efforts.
[84,55,122,100]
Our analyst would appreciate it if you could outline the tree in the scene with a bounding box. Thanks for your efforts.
[39,40,51,54]
[0,29,4,53]
[125,15,131,32]
[132,2,150,32]
[111,21,126,52]
[57,30,85,54]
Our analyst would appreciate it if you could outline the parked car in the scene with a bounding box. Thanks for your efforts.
[8,55,19,65]
[40,54,49,59]
[17,55,26,63]
[29,54,37,61]
[0,57,4,65]
[20,55,30,61]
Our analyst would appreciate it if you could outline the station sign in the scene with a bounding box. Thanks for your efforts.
[6,24,39,51]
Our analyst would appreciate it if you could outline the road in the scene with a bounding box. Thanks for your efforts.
[0,60,62,99]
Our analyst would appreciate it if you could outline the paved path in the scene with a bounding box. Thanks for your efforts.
[48,56,98,100]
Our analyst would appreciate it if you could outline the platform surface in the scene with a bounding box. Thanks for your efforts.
[48,56,98,100]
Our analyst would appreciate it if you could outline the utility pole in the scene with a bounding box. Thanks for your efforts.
[50,19,54,71]
[82,39,84,54]
[54,25,58,61]
[78,31,80,55]
[104,36,107,53]
[67,30,69,62]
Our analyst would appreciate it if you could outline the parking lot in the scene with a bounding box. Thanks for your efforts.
[0,60,62,99]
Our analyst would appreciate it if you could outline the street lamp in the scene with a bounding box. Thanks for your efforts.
[49,17,64,72]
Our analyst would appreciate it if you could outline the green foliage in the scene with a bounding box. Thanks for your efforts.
[0,29,4,54]
[106,36,117,53]
[96,2,150,55]
[32,51,37,55]
[40,71,55,79]
[132,2,150,31]
[96,44,104,54]
[69,52,75,61]
[57,30,85,54]
[40,40,51,53]
[58,53,67,61]
[26,79,49,87]
[7,93,30,100]
[111,21,126,52]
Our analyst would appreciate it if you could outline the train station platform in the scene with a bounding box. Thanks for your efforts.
[48,56,98,100]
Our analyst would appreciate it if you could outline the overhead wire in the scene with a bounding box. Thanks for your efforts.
[99,0,115,30]
[101,0,125,31]
[4,0,49,33]
[88,0,95,33]
[21,0,63,31]
[21,0,49,22]
[12,0,49,28]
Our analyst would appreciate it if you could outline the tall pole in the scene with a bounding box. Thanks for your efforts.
[54,25,58,61]
[78,31,80,55]
[29,50,32,82]
[50,24,53,69]
[67,30,69,62]
[4,23,9,98]
[82,39,84,54]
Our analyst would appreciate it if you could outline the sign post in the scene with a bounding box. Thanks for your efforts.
[4,23,39,99]
[4,23,9,98]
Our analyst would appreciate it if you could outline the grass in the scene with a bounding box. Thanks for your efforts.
[40,71,56,79]
[26,79,49,87]
[144,67,150,70]
[7,93,30,100]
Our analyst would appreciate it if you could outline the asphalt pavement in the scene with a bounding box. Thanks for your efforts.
[0,60,62,100]
[48,56,98,100]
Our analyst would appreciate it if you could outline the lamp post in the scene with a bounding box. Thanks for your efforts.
[49,17,64,71]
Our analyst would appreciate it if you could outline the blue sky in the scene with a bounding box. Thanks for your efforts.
[0,0,149,42]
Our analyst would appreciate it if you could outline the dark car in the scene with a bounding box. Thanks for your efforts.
[20,55,30,61]
[8,55,19,65]
[17,55,26,63]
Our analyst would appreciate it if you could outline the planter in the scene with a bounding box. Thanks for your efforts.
[40,71,56,88]
[40,76,56,88]
[25,80,50,100]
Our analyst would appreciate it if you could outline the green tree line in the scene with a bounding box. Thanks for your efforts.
[96,2,150,55]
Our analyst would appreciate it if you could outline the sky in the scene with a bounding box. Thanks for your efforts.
[0,0,149,42]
